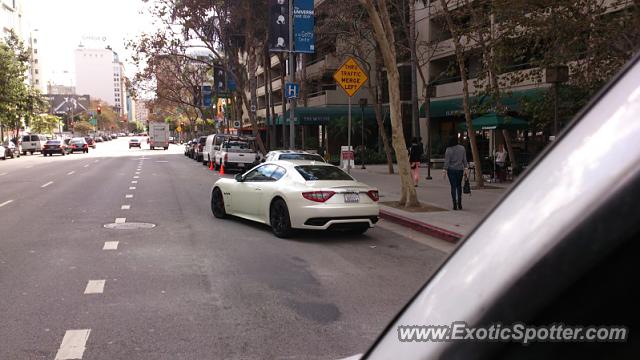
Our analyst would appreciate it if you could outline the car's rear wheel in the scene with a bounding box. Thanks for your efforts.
[270,199,293,238]
[211,188,227,219]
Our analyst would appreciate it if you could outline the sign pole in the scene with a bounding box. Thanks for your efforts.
[288,0,296,150]
[347,96,351,173]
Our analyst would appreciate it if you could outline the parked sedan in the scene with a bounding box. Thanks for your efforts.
[84,137,96,149]
[129,138,141,149]
[68,138,89,153]
[42,139,69,156]
[210,160,380,238]
[1,140,21,159]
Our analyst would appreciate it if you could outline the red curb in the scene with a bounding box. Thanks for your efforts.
[379,209,463,243]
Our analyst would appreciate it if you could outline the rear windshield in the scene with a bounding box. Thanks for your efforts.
[130,139,139,142]
[295,165,353,181]
[46,140,61,145]
[279,153,324,161]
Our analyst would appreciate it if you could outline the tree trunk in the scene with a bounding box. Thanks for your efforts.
[246,45,267,154]
[440,0,484,187]
[374,47,394,174]
[360,0,418,207]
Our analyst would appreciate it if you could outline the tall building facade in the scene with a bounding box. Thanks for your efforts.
[74,45,128,117]
[0,0,23,36]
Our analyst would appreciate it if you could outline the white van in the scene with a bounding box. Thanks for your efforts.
[21,134,48,155]
[203,134,231,166]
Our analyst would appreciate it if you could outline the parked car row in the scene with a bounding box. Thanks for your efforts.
[184,134,264,171]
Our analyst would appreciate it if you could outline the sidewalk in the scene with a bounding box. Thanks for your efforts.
[349,164,510,242]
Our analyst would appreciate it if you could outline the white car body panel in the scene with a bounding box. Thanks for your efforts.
[213,161,380,230]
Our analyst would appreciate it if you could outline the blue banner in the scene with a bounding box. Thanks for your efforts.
[202,86,212,107]
[293,0,315,53]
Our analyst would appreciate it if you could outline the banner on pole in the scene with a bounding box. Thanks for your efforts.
[293,0,315,53]
[268,0,289,52]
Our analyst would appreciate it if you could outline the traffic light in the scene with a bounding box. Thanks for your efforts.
[97,106,102,115]
[214,64,227,92]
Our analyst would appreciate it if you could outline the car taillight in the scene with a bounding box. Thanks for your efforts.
[302,191,335,203]
[367,190,380,202]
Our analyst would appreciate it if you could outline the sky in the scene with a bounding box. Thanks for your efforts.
[23,0,156,87]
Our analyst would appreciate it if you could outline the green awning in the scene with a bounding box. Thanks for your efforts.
[275,105,378,125]
[457,113,529,131]
[420,88,547,118]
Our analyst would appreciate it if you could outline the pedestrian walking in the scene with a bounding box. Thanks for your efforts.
[494,144,507,182]
[408,137,423,187]
[444,136,468,210]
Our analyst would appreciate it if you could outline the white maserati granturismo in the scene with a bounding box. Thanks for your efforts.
[210,160,380,237]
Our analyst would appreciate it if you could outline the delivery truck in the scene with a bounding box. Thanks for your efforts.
[148,122,170,150]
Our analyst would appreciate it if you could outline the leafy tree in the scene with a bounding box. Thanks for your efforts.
[30,114,62,135]
[73,121,94,135]
[358,0,418,207]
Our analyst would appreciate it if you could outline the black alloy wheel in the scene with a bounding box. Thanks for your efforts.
[211,188,227,219]
[270,199,293,238]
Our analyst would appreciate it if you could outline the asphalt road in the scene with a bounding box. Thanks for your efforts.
[0,137,452,360]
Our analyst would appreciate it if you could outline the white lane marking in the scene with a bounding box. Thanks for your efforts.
[83,164,89,168]
[0,200,14,208]
[41,181,53,188]
[24,165,33,169]
[103,241,119,250]
[67,171,75,175]
[54,329,91,360]
[131,180,138,184]
[84,280,105,294]
[135,172,140,175]
[94,160,99,163]
[0,172,7,176]
[125,194,133,198]
[133,176,139,179]
[129,187,136,190]
[121,205,130,210]
[156,161,168,163]
[115,217,126,224]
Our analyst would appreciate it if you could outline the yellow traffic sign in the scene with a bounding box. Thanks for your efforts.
[333,57,368,97]
[176,126,182,133]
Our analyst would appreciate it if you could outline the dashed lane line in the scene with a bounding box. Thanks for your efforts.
[131,181,138,184]
[0,172,6,176]
[129,187,136,190]
[0,200,13,208]
[115,217,126,224]
[84,280,106,294]
[121,205,131,210]
[83,164,89,168]
[54,329,91,360]
[103,241,119,250]
[67,171,75,175]
[41,181,54,188]
[125,194,133,198]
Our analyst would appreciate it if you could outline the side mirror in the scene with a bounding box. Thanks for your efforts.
[235,174,244,182]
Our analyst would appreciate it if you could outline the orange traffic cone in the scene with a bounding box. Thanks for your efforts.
[209,160,214,171]
[219,163,225,175]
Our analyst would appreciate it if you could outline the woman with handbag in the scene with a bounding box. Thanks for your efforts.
[408,137,423,187]
[444,136,468,210]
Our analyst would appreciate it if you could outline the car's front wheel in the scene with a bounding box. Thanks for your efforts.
[211,187,227,219]
[270,198,293,238]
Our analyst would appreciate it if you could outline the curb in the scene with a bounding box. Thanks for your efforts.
[379,209,463,243]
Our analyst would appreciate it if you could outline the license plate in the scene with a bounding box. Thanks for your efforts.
[237,163,245,167]
[344,193,360,203]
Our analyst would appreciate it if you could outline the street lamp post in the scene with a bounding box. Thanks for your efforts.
[359,98,367,169]
[425,84,436,180]
[545,64,569,140]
